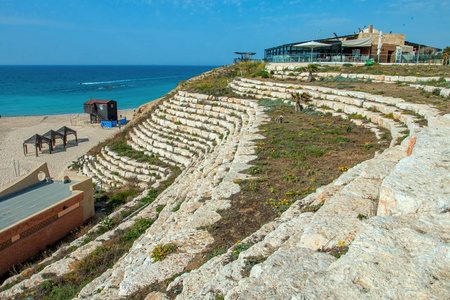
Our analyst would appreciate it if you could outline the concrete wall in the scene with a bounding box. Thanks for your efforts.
[0,163,50,198]
[69,176,94,222]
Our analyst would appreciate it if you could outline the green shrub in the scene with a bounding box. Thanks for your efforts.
[332,137,350,143]
[252,70,270,78]
[48,284,79,299]
[107,189,139,207]
[156,205,165,213]
[98,216,114,232]
[432,88,442,96]
[205,247,227,261]
[172,203,181,212]
[248,166,261,174]
[232,243,252,260]
[304,145,326,157]
[140,188,158,205]
[124,218,154,240]
[242,257,267,277]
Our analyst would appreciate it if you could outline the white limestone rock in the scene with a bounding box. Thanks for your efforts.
[379,127,450,217]
[292,216,450,299]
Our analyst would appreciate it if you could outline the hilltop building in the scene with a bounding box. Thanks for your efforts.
[264,25,441,63]
[0,163,94,276]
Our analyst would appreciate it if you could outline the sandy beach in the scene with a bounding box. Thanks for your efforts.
[0,109,134,189]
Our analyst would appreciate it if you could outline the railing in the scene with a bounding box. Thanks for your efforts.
[266,53,445,64]
[233,58,263,64]
[91,111,108,122]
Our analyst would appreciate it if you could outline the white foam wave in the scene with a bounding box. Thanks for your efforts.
[81,79,132,85]
[80,75,182,85]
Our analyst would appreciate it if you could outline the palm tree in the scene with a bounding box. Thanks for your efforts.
[442,46,450,65]
[290,92,312,112]
[305,64,319,82]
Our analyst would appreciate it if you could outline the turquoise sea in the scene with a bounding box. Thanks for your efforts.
[0,65,216,117]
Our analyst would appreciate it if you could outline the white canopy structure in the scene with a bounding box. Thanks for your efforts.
[341,37,372,48]
[293,41,332,62]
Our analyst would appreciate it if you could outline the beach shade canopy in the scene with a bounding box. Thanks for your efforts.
[56,126,78,146]
[292,41,332,62]
[42,130,65,148]
[23,134,52,157]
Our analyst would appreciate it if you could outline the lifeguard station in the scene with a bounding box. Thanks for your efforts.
[84,98,118,124]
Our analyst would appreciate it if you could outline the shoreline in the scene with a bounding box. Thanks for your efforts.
[0,108,138,119]
[0,109,134,189]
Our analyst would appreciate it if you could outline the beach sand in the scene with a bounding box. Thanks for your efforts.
[0,109,135,189]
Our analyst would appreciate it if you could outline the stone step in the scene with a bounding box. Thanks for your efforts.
[150,114,219,146]
[265,64,450,84]
[132,125,200,158]
[153,106,233,139]
[128,132,192,167]
[82,159,118,188]
[231,78,434,145]
[141,120,210,153]
[162,101,243,135]
[176,91,252,113]
[236,77,440,121]
[101,147,168,178]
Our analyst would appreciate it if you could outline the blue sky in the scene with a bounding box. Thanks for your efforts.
[0,0,448,65]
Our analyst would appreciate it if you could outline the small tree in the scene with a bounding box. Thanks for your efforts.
[291,92,312,112]
[305,64,319,82]
[443,46,450,65]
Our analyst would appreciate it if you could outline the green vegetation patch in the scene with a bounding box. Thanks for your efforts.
[110,140,160,164]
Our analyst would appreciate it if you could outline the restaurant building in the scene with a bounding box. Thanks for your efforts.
[264,25,441,63]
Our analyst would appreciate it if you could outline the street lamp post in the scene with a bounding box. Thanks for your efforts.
[316,29,322,40]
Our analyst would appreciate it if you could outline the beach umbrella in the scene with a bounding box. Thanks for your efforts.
[292,41,332,62]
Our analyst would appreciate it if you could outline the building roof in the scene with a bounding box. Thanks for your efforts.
[23,134,51,145]
[264,34,356,51]
[56,126,77,136]
[0,180,77,231]
[84,99,115,105]
[42,130,64,140]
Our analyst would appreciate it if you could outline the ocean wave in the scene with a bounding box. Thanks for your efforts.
[81,79,133,85]
[80,75,183,85]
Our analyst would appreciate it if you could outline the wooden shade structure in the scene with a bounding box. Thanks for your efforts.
[42,130,65,148]
[23,134,52,157]
[56,126,77,146]
[233,51,256,63]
